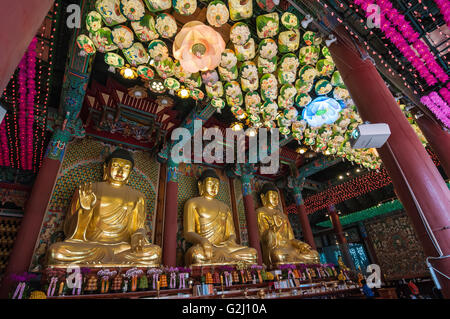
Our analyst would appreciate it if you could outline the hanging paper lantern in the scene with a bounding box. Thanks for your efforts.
[255,0,278,12]
[131,15,159,42]
[191,88,204,100]
[302,96,342,127]
[280,84,297,100]
[316,59,335,77]
[173,21,225,73]
[303,31,322,46]
[278,95,294,108]
[111,25,134,49]
[205,81,224,98]
[211,97,226,111]
[248,113,262,125]
[225,81,243,106]
[315,79,333,95]
[257,55,277,74]
[240,62,258,80]
[261,101,278,120]
[206,1,229,27]
[322,46,332,61]
[144,0,172,12]
[277,70,296,85]
[154,57,174,79]
[284,106,298,120]
[155,13,177,38]
[298,65,318,83]
[173,0,197,16]
[164,77,181,90]
[256,13,279,39]
[120,0,146,21]
[105,52,126,68]
[260,73,278,101]
[234,38,255,61]
[241,77,258,92]
[281,12,299,30]
[148,40,169,61]
[201,70,219,86]
[76,34,96,55]
[333,85,350,101]
[137,64,155,80]
[220,49,238,70]
[123,42,150,66]
[184,72,202,88]
[278,30,300,53]
[86,11,103,33]
[96,0,127,26]
[230,105,246,119]
[230,22,251,45]
[258,39,278,60]
[228,0,253,21]
[218,65,238,82]
[330,71,343,86]
[295,79,313,94]
[90,27,117,52]
[173,60,192,81]
[299,46,320,65]
[245,91,262,109]
[295,93,311,107]
[280,53,300,74]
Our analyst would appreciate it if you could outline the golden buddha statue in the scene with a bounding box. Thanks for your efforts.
[256,183,319,266]
[183,169,258,266]
[47,149,161,267]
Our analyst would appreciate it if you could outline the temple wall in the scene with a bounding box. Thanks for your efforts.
[29,137,160,270]
[364,211,428,280]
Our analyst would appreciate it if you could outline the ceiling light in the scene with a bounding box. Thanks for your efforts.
[246,128,257,137]
[231,122,243,131]
[346,172,350,176]
[119,65,138,80]
[356,168,361,173]
[177,87,190,99]
[296,147,308,154]
[338,175,343,179]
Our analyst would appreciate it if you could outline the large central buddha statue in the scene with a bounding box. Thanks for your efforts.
[183,169,258,266]
[47,149,161,267]
[256,183,319,266]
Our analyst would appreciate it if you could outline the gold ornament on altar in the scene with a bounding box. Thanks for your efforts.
[46,149,162,267]
[173,21,225,73]
[256,183,319,266]
[183,169,258,266]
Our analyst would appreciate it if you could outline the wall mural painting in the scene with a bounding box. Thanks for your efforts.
[30,138,160,271]
[365,212,428,280]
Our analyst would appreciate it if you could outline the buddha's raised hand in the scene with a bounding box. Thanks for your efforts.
[79,182,97,211]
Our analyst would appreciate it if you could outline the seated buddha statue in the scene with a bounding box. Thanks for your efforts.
[256,183,319,266]
[183,169,258,266]
[46,149,161,267]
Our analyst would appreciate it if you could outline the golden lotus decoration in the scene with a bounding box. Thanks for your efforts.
[173,21,225,73]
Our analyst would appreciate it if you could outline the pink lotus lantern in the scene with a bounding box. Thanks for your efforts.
[173,21,225,73]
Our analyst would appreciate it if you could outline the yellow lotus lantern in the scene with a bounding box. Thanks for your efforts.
[173,21,225,73]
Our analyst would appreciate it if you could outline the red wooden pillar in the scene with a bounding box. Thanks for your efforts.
[414,113,450,178]
[241,173,263,265]
[329,25,450,297]
[0,129,69,298]
[0,0,54,92]
[329,206,354,270]
[162,161,178,267]
[292,187,317,250]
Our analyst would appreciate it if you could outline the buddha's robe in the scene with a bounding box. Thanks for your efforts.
[257,207,319,266]
[184,197,257,266]
[47,182,161,267]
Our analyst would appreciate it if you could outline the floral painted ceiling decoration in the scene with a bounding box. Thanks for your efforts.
[76,0,385,169]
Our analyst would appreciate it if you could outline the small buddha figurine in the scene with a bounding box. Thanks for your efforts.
[256,183,320,266]
[183,169,258,266]
[47,149,161,267]
[337,255,350,271]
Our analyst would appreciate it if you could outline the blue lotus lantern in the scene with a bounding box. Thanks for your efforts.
[302,96,342,127]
